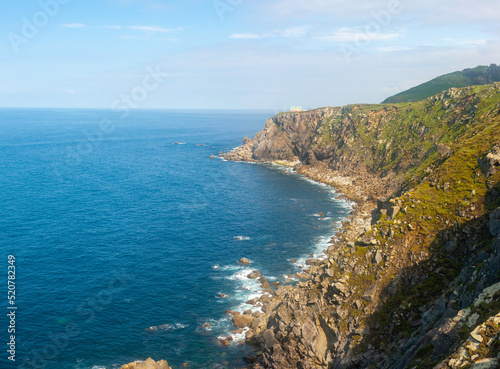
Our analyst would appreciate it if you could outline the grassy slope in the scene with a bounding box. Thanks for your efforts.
[318,83,500,366]
[383,64,500,104]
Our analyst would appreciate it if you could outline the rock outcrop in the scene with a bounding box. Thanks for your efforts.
[120,358,171,369]
[223,84,500,368]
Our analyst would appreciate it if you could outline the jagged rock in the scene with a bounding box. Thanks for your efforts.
[120,358,171,369]
[377,197,391,210]
[238,257,250,264]
[422,295,446,328]
[388,205,401,220]
[263,329,279,348]
[373,250,383,265]
[362,284,377,302]
[232,313,254,328]
[469,326,483,343]
[243,136,251,144]
[331,281,349,296]
[259,276,271,289]
[478,146,500,177]
[489,207,500,237]
[251,315,269,334]
[246,297,259,305]
[357,234,377,246]
[437,143,452,156]
[306,258,321,266]
[248,270,261,279]
[300,319,328,361]
[473,282,500,307]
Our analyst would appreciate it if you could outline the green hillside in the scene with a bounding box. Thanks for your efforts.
[382,64,500,104]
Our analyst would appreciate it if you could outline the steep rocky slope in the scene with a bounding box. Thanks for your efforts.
[223,83,500,368]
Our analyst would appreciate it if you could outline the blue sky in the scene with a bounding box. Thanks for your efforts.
[1,0,499,109]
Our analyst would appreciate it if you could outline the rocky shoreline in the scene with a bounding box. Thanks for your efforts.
[219,147,397,366]
[211,161,377,353]
[120,85,500,369]
[218,87,500,368]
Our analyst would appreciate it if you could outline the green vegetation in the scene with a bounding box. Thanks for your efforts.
[383,64,500,104]
[316,82,500,366]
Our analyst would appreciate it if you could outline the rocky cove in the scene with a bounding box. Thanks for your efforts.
[121,84,500,369]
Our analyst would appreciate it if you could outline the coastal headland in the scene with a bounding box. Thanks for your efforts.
[220,83,500,368]
[122,83,500,368]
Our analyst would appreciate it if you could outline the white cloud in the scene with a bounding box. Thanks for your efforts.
[315,28,400,42]
[377,46,413,52]
[102,25,123,30]
[61,23,180,34]
[229,26,400,44]
[443,38,488,46]
[230,33,264,39]
[61,23,86,28]
[121,35,179,41]
[128,25,178,33]
[229,27,309,40]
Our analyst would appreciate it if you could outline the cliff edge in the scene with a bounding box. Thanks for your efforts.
[224,84,500,368]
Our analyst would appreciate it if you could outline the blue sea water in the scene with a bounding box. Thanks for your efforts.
[0,109,351,369]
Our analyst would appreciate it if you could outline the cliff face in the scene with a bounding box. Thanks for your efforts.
[224,107,340,163]
[224,84,500,369]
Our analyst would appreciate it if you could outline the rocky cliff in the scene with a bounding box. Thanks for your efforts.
[223,83,500,368]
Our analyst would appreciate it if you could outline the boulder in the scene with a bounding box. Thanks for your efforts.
[259,276,271,289]
[306,258,321,266]
[238,258,250,265]
[437,143,452,156]
[478,146,500,177]
[387,205,401,220]
[232,313,254,328]
[330,282,349,296]
[263,329,279,348]
[357,234,377,246]
[246,297,259,305]
[362,285,377,302]
[120,358,171,369]
[243,136,251,144]
[469,326,483,343]
[251,315,268,334]
[377,197,391,210]
[247,270,261,279]
[372,250,383,265]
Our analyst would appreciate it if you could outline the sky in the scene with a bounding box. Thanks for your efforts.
[1,0,500,110]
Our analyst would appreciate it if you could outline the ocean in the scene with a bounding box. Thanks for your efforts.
[0,109,351,369]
